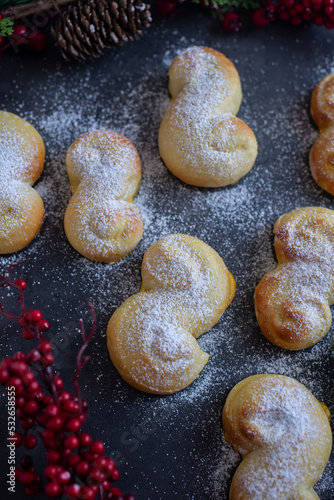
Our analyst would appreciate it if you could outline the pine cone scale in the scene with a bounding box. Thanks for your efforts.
[51,0,150,61]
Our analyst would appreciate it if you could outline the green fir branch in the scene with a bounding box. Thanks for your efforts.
[0,17,13,36]
[0,0,34,9]
[192,0,262,12]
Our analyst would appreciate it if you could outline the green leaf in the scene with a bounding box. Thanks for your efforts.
[0,17,14,37]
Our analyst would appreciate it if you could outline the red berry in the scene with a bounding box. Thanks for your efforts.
[62,400,80,413]
[22,329,35,340]
[222,12,243,32]
[37,319,50,332]
[42,353,54,365]
[102,480,110,490]
[251,7,271,27]
[314,15,324,24]
[78,413,86,424]
[104,458,115,475]
[18,317,29,328]
[64,483,81,498]
[27,309,42,324]
[80,486,96,500]
[25,487,39,496]
[39,340,52,353]
[15,279,27,290]
[13,431,23,447]
[13,351,27,361]
[67,454,80,467]
[79,432,92,448]
[90,440,104,455]
[24,434,38,449]
[21,417,35,430]
[25,400,39,415]
[20,455,33,469]
[45,481,61,497]
[57,470,71,484]
[19,471,36,486]
[54,376,64,390]
[48,416,64,430]
[22,371,35,385]
[45,404,59,418]
[27,380,39,392]
[59,391,71,402]
[28,349,42,363]
[28,30,47,51]
[9,360,28,375]
[64,435,79,449]
[0,367,9,383]
[8,375,23,389]
[124,495,136,500]
[156,0,177,15]
[47,450,61,464]
[44,465,61,478]
[66,417,81,432]
[110,468,120,482]
[88,467,106,484]
[76,460,90,477]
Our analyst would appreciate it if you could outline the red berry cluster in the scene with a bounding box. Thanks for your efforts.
[276,0,334,28]
[0,17,47,62]
[155,0,334,31]
[0,265,135,500]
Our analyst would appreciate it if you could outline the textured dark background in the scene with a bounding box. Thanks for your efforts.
[1,3,334,499]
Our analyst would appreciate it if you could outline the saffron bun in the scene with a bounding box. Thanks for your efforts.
[64,131,143,263]
[254,207,334,350]
[309,73,334,194]
[222,374,332,500]
[106,234,236,394]
[0,110,45,254]
[158,46,258,187]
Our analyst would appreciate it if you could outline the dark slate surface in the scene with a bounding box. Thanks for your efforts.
[0,4,334,499]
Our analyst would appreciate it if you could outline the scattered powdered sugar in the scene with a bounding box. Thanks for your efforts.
[0,20,334,500]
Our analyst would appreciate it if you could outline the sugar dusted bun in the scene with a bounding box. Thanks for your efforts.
[158,46,258,187]
[309,74,334,194]
[106,234,236,394]
[0,110,45,254]
[254,207,334,350]
[222,374,332,500]
[64,131,143,263]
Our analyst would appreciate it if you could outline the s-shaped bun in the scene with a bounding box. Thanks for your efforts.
[106,234,235,394]
[64,131,143,263]
[309,73,334,194]
[0,111,45,254]
[254,207,334,350]
[158,46,258,187]
[223,374,332,500]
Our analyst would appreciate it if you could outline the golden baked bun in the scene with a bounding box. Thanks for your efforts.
[64,131,143,263]
[222,374,332,500]
[309,74,334,194]
[0,110,45,254]
[158,46,258,187]
[254,207,334,350]
[106,234,236,394]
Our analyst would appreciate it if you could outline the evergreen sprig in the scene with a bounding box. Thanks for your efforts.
[0,16,13,36]
[192,0,261,12]
[0,0,34,9]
